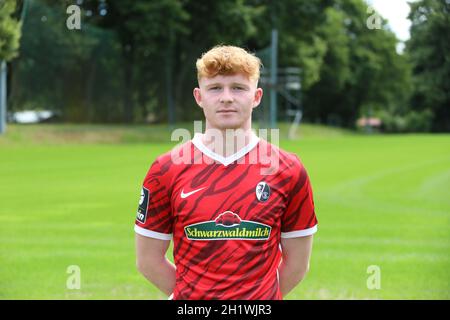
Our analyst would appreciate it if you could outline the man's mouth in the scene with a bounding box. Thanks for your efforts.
[217,110,237,113]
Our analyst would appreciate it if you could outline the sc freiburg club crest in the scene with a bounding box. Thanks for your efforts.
[256,181,270,202]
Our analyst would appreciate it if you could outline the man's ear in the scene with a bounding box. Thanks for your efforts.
[253,88,263,109]
[193,88,203,108]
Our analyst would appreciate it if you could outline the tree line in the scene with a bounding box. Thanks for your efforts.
[1,0,449,131]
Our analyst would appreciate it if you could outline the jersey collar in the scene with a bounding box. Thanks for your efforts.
[192,131,260,166]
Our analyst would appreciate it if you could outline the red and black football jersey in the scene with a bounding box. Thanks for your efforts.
[135,133,318,300]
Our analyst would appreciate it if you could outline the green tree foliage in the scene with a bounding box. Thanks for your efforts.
[0,0,22,61]
[85,0,190,122]
[268,0,331,89]
[304,0,412,127]
[79,0,265,123]
[406,0,450,132]
[9,0,445,132]
[10,0,125,122]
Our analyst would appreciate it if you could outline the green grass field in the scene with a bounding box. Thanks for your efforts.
[0,124,449,299]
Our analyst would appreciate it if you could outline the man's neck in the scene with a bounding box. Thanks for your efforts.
[201,128,257,158]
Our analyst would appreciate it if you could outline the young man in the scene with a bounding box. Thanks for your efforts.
[134,45,318,300]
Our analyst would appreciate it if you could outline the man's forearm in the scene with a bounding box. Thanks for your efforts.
[138,258,176,296]
[278,260,308,297]
[279,235,313,297]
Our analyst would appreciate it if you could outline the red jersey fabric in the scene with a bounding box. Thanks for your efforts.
[135,134,317,300]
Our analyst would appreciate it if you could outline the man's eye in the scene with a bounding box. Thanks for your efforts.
[233,87,245,90]
[209,87,220,90]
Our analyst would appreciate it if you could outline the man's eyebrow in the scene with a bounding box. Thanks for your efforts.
[205,83,223,88]
[231,82,249,88]
[204,82,250,88]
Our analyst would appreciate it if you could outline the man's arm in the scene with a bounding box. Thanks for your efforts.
[135,233,176,296]
[278,235,314,297]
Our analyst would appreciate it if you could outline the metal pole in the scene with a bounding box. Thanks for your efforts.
[270,29,278,129]
[21,0,30,22]
[0,61,7,134]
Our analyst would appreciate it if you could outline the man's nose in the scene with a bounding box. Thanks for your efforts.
[219,88,233,103]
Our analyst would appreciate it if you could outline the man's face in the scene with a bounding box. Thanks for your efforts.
[193,73,263,131]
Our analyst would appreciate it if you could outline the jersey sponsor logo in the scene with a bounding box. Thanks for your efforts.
[256,181,270,202]
[184,211,271,241]
[136,187,149,223]
[180,187,206,199]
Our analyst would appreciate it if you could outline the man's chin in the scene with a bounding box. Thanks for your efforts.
[215,124,245,131]
[206,117,251,132]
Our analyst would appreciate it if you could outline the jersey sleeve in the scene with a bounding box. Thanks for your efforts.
[281,155,318,238]
[134,156,173,240]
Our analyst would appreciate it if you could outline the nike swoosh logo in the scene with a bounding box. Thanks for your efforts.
[181,187,206,199]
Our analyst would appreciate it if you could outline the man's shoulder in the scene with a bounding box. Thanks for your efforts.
[148,140,194,175]
[258,138,304,168]
[154,140,194,163]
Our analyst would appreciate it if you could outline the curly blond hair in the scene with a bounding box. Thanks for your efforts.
[196,45,262,82]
